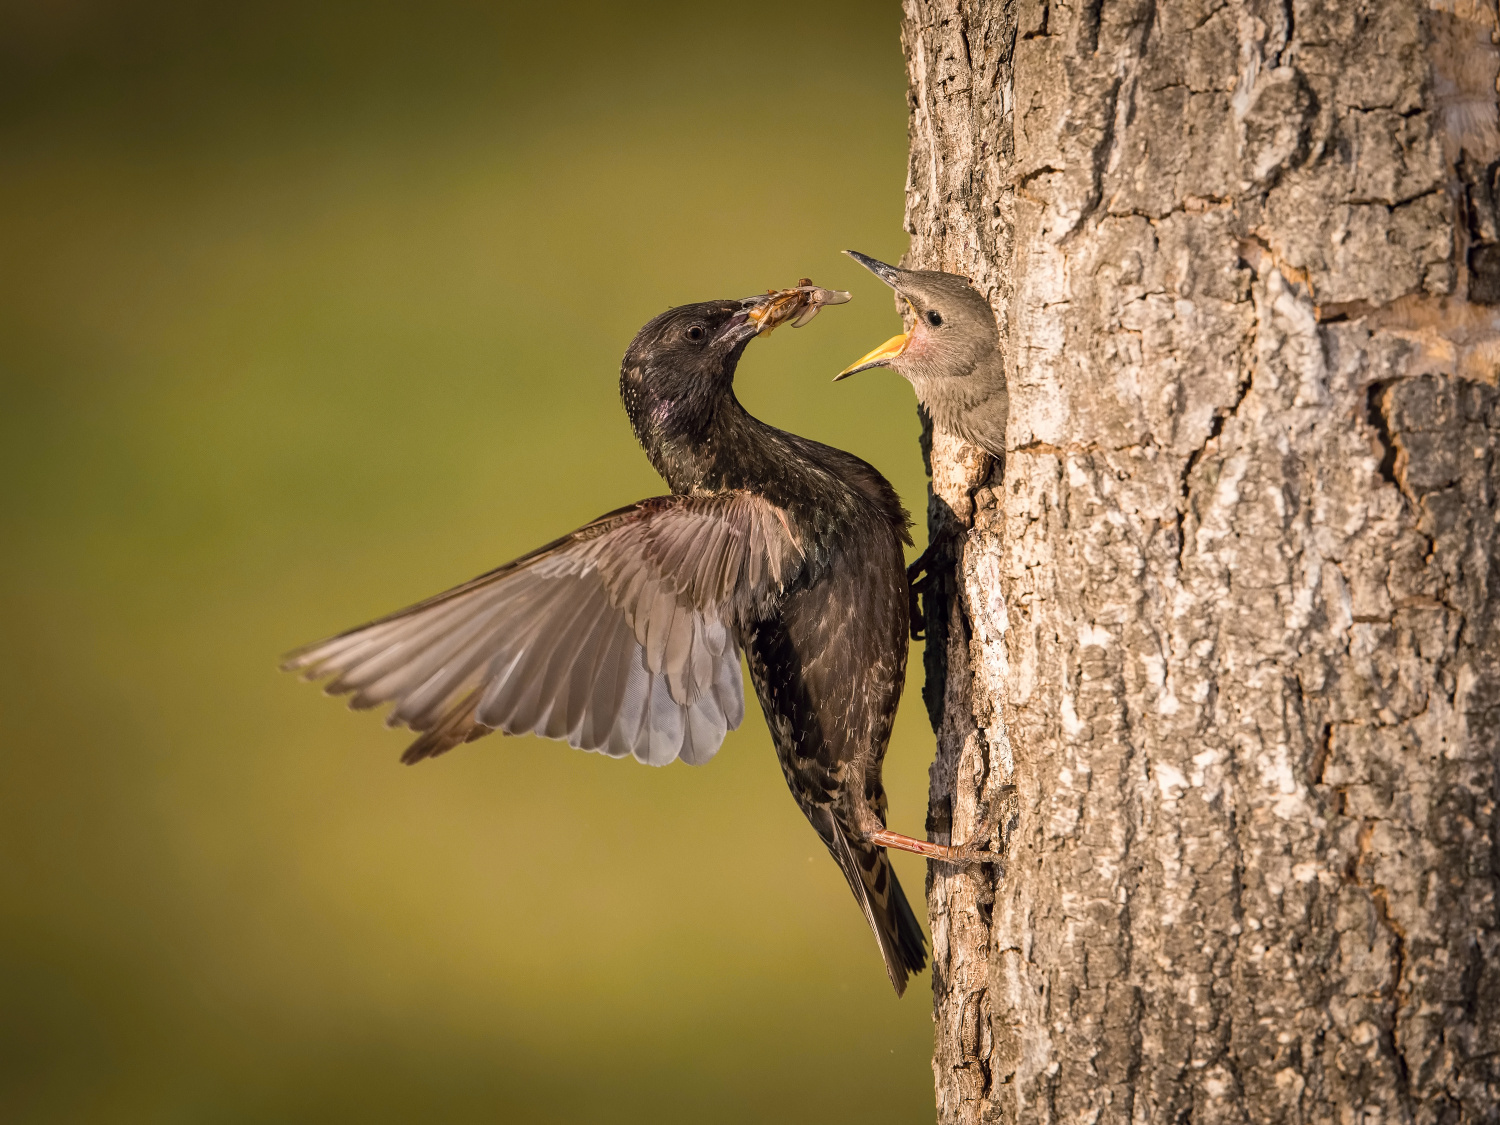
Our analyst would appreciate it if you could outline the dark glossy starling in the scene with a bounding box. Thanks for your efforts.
[837,251,1007,459]
[283,283,959,995]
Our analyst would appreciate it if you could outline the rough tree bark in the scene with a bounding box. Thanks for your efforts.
[903,1,1500,1121]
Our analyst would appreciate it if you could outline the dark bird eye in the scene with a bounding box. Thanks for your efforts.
[925,310,943,327]
[685,324,707,342]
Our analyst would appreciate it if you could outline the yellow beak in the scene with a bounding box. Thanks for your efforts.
[835,331,910,380]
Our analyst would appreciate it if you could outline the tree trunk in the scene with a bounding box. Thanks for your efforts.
[903,1,1500,1121]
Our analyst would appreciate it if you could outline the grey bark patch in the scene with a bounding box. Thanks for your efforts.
[1238,66,1315,189]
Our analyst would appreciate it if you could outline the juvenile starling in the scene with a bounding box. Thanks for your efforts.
[837,251,1007,459]
[283,282,961,995]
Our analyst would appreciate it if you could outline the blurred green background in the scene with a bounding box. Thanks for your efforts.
[0,3,936,1121]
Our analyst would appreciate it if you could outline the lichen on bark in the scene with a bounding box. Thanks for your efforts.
[902,1,1500,1121]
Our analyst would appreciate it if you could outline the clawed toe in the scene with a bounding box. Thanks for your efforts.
[953,844,1004,868]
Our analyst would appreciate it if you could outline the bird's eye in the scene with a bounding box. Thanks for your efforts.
[925,309,944,327]
[685,324,707,342]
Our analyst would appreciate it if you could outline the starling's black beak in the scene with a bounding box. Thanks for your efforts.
[844,250,906,289]
[717,306,764,347]
[837,250,912,380]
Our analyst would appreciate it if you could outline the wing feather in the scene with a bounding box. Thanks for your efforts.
[663,601,696,703]
[606,649,652,760]
[577,623,635,752]
[284,491,800,766]
[642,674,685,766]
[536,583,617,741]
[687,615,713,699]
[556,592,623,743]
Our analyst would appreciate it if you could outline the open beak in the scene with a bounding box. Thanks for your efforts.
[835,331,909,380]
[837,250,912,380]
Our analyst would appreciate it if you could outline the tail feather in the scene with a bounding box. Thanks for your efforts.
[824,814,928,996]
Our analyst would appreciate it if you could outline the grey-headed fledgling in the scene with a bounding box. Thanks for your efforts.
[837,251,1006,459]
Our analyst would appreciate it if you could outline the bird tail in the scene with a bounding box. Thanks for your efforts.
[822,814,928,996]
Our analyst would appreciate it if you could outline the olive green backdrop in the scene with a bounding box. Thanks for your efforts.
[0,3,937,1121]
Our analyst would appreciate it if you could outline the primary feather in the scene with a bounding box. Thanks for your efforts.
[283,491,800,767]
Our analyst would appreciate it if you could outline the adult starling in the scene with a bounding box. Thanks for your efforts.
[283,282,961,995]
[837,251,1007,459]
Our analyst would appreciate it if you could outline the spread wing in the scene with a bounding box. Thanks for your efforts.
[282,491,803,767]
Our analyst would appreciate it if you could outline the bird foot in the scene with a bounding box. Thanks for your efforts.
[955,845,1006,868]
[906,527,965,641]
[867,828,1002,867]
